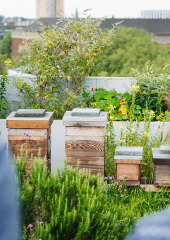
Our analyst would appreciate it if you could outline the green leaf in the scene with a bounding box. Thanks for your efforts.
[45,101,50,107]
[82,91,89,98]
[52,87,57,92]
[94,93,103,101]
[123,92,131,101]
[135,105,142,109]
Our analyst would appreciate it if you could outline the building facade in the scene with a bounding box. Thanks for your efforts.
[36,0,64,19]
[141,10,170,19]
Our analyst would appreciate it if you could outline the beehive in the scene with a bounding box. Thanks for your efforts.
[63,108,107,177]
[115,146,143,186]
[152,146,170,186]
[6,109,53,172]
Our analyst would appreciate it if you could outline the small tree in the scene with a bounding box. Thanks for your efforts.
[16,12,119,119]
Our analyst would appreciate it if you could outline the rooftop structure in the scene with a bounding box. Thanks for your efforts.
[141,10,170,19]
[36,0,64,19]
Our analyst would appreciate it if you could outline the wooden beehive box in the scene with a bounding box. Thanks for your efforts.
[63,108,107,177]
[115,146,143,186]
[153,146,170,186]
[6,109,53,172]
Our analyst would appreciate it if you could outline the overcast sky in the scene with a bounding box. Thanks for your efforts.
[1,0,170,19]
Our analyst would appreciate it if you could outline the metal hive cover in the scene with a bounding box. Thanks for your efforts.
[152,148,170,163]
[115,146,143,156]
[71,108,100,117]
[14,109,46,117]
[160,145,170,154]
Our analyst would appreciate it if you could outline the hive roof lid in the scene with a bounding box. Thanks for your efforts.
[115,146,143,156]
[71,108,100,117]
[14,109,46,117]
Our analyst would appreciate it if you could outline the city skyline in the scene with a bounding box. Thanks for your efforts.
[1,0,170,19]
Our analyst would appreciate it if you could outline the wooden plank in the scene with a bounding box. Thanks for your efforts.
[65,127,105,137]
[63,121,107,127]
[65,136,104,141]
[66,151,104,157]
[8,128,48,136]
[115,159,142,164]
[68,164,104,170]
[116,163,140,181]
[154,165,170,183]
[140,184,161,192]
[9,135,46,141]
[66,140,104,152]
[7,120,50,129]
[119,180,140,186]
[153,158,170,165]
[70,165,104,176]
[66,156,104,166]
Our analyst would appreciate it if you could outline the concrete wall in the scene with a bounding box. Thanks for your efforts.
[4,74,136,106]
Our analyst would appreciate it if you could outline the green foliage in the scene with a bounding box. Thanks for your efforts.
[15,155,118,240]
[82,88,130,120]
[15,13,119,119]
[130,65,170,115]
[15,151,170,240]
[91,27,170,77]
[0,32,11,58]
[0,60,10,118]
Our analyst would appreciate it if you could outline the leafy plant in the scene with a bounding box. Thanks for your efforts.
[0,60,11,118]
[14,12,120,119]
[129,64,170,116]
[83,87,131,120]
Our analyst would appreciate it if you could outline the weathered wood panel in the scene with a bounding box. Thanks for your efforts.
[8,128,48,136]
[65,127,105,137]
[66,140,104,152]
[70,165,104,176]
[119,180,140,186]
[116,164,140,181]
[63,121,107,127]
[66,151,105,157]
[7,120,50,129]
[115,159,142,164]
[153,158,170,165]
[154,164,170,185]
[66,156,104,166]
[65,136,104,141]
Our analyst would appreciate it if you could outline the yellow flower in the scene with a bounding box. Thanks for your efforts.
[25,45,27,48]
[86,62,89,66]
[130,85,139,92]
[119,124,124,129]
[45,95,48,99]
[107,122,109,124]
[107,132,110,136]
[109,105,116,109]
[36,94,39,97]
[77,46,80,52]
[35,84,37,87]
[144,132,150,137]
[132,129,135,132]
[67,76,70,80]
[110,116,114,120]
[102,38,106,41]
[20,59,22,62]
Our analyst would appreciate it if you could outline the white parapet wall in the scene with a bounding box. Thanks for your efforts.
[1,119,169,174]
[2,73,136,105]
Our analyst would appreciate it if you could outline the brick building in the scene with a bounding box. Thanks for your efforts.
[12,18,170,58]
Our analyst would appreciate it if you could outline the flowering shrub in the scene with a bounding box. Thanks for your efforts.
[14,12,119,119]
[129,64,170,116]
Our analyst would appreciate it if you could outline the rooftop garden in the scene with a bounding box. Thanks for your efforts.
[1,11,170,239]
